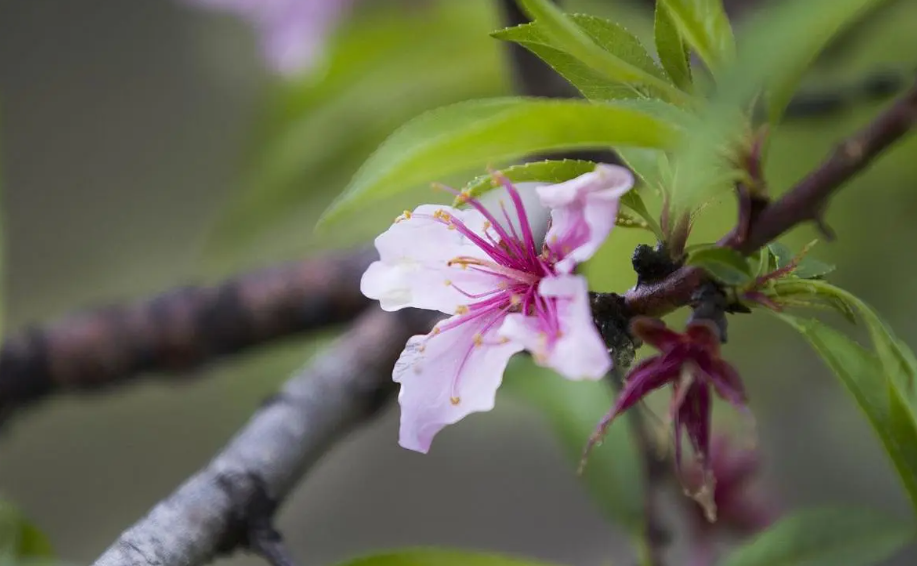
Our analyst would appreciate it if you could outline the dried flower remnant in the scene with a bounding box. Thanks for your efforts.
[361,165,634,452]
[582,317,749,500]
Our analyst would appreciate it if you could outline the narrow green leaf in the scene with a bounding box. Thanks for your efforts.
[321,97,680,224]
[721,506,914,566]
[503,359,644,533]
[459,159,597,201]
[686,246,753,285]
[657,0,735,74]
[493,14,679,102]
[336,549,563,566]
[775,314,917,513]
[511,0,690,105]
[654,2,692,90]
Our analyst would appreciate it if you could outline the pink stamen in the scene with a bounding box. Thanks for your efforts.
[496,175,540,260]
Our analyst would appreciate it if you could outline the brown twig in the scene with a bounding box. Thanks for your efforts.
[738,78,917,254]
[0,248,375,427]
[92,308,437,566]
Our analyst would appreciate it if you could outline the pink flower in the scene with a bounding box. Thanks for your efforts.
[584,317,748,482]
[184,0,353,76]
[360,165,634,452]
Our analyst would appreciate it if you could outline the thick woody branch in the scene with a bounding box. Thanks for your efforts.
[93,307,437,566]
[0,248,375,426]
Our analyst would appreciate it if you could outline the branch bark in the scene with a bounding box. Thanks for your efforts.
[93,307,436,566]
[0,248,375,427]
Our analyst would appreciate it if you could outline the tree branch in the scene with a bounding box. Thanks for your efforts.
[620,78,917,318]
[0,248,375,427]
[738,78,917,254]
[93,307,437,566]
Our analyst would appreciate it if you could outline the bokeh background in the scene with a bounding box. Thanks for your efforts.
[1,0,917,564]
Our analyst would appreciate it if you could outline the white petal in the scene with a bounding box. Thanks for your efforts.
[394,313,524,453]
[360,204,502,314]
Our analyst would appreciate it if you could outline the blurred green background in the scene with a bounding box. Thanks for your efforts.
[0,0,916,564]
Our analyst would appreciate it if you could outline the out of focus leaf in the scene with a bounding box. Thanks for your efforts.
[775,314,917,515]
[720,506,914,566]
[493,13,679,102]
[669,0,896,209]
[335,549,562,566]
[0,502,54,566]
[686,246,753,285]
[503,358,644,533]
[654,2,692,90]
[657,0,734,74]
[206,1,507,266]
[320,97,680,224]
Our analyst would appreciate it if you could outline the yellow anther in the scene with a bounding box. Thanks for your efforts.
[482,220,492,231]
[510,294,522,306]
[403,209,412,219]
[455,305,470,315]
[432,327,441,335]
[444,279,452,286]
[473,334,484,347]
[450,396,461,406]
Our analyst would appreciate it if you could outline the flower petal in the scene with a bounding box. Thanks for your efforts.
[360,204,502,314]
[394,312,524,453]
[499,275,611,380]
[700,358,747,407]
[686,320,722,356]
[630,316,683,351]
[537,164,634,272]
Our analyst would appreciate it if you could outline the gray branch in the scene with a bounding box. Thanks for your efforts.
[93,308,437,566]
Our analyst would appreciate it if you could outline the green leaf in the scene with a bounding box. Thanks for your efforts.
[509,1,691,105]
[503,358,644,533]
[493,13,682,103]
[767,242,795,269]
[686,246,753,285]
[657,0,735,74]
[335,549,564,566]
[654,2,692,90]
[793,256,836,279]
[761,0,895,124]
[766,242,836,279]
[0,503,54,566]
[459,159,597,201]
[321,97,680,224]
[668,0,896,208]
[775,313,917,514]
[720,506,914,566]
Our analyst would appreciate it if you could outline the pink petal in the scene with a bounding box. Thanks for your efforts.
[360,204,502,314]
[543,275,612,379]
[394,313,524,453]
[536,164,634,273]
